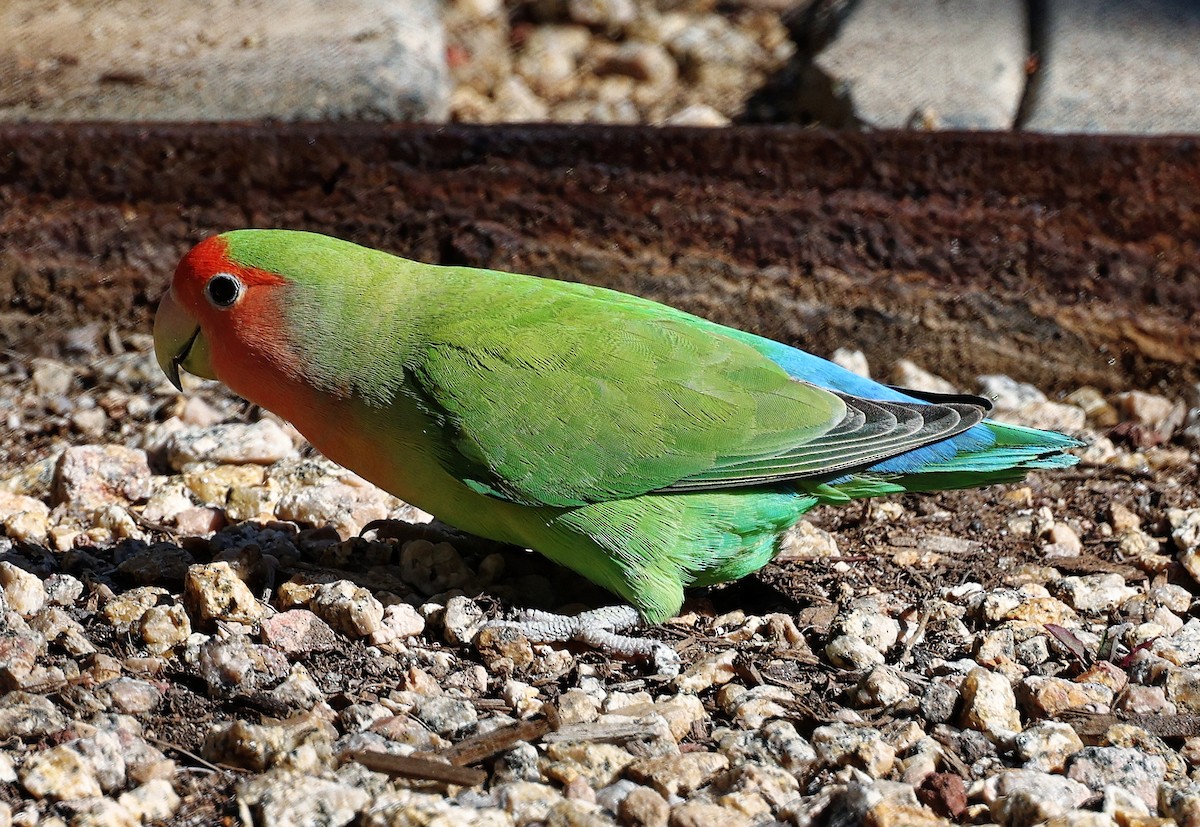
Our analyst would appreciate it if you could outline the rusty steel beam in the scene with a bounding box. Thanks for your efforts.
[1,123,1197,394]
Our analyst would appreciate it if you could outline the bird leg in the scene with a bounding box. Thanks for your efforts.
[480,605,681,677]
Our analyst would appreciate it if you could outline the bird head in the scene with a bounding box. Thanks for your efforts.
[153,232,291,390]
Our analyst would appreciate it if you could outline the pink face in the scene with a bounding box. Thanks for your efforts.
[154,235,291,393]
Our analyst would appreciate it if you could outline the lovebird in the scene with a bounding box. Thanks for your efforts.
[154,230,1081,652]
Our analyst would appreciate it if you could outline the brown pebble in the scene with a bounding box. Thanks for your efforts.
[564,775,596,804]
[917,772,967,818]
[174,506,226,535]
[620,786,669,827]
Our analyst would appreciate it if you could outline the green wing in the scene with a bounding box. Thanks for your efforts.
[408,271,981,508]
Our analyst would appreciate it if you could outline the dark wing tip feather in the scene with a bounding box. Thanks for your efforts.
[661,391,989,492]
[886,384,995,411]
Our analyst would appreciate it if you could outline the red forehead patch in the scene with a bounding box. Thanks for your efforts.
[175,235,288,290]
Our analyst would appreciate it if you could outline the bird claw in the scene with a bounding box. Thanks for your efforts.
[481,605,680,677]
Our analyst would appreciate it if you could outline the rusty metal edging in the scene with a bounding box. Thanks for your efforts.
[1,123,1197,393]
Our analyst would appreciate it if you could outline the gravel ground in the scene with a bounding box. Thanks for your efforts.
[3,333,1200,826]
[442,0,800,125]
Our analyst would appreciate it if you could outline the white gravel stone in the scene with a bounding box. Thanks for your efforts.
[1059,573,1139,614]
[278,480,399,540]
[70,730,126,793]
[1103,785,1150,822]
[69,798,139,826]
[777,520,840,560]
[31,359,75,396]
[1113,390,1182,430]
[96,677,163,714]
[568,0,637,28]
[661,102,730,127]
[270,664,326,711]
[340,702,391,733]
[118,778,182,823]
[0,491,51,543]
[0,692,67,739]
[667,15,763,69]
[1001,399,1088,432]
[811,723,895,778]
[719,685,795,729]
[238,767,369,824]
[825,635,884,669]
[596,41,677,87]
[54,445,152,509]
[960,667,1021,740]
[184,562,266,626]
[1066,746,1167,809]
[168,420,298,469]
[139,477,190,523]
[1154,618,1200,666]
[502,679,542,718]
[851,666,911,709]
[19,744,103,801]
[493,76,551,122]
[311,580,385,637]
[1154,583,1194,614]
[442,595,486,645]
[42,573,83,607]
[1015,634,1051,667]
[1170,507,1200,574]
[979,375,1048,410]
[197,635,290,697]
[831,606,901,653]
[830,348,871,378]
[1014,721,1084,772]
[890,360,958,395]
[206,714,336,773]
[0,562,46,617]
[370,602,427,647]
[412,694,478,738]
[983,769,1092,827]
[673,649,737,694]
[516,26,590,98]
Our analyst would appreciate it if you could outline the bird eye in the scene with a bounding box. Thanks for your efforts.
[205,273,243,308]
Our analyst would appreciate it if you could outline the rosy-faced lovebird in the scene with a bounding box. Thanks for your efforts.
[155,230,1082,628]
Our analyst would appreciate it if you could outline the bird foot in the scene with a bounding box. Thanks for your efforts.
[481,605,681,677]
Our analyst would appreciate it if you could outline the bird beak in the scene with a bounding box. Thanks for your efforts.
[153,288,215,390]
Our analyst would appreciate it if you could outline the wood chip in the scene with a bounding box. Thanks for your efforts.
[543,718,660,744]
[1051,555,1145,580]
[342,750,487,786]
[1060,712,1200,740]
[439,718,552,767]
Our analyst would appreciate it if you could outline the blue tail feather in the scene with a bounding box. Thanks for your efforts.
[724,332,1082,478]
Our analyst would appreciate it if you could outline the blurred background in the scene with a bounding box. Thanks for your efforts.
[2,0,1199,132]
